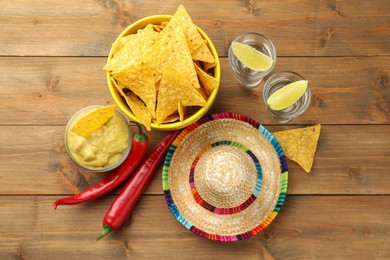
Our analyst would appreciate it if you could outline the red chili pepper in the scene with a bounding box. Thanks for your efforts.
[97,129,180,241]
[53,122,149,208]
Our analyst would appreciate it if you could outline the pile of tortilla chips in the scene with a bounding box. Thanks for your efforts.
[273,124,321,173]
[104,5,218,130]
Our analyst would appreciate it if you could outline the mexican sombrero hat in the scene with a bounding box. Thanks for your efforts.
[163,113,288,242]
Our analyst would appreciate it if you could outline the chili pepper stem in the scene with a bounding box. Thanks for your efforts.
[129,121,147,142]
[97,224,113,241]
[97,130,180,241]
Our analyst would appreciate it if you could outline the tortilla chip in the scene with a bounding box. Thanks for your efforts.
[151,112,181,124]
[111,34,135,57]
[153,25,162,32]
[153,24,167,32]
[202,60,217,72]
[112,62,158,118]
[156,66,206,125]
[273,125,321,173]
[164,113,180,123]
[170,5,215,63]
[178,102,185,121]
[71,105,117,138]
[193,61,218,96]
[104,24,160,73]
[157,18,200,89]
[123,92,152,131]
[178,104,201,122]
[196,84,208,100]
[110,77,151,130]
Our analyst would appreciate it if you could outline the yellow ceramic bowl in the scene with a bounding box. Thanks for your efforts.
[106,15,220,131]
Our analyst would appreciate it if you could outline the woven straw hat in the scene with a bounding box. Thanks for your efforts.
[163,113,288,242]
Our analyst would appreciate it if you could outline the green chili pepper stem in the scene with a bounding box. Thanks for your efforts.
[129,121,147,143]
[97,224,113,241]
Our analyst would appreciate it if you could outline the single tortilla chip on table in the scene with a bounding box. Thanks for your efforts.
[70,104,117,138]
[273,124,321,173]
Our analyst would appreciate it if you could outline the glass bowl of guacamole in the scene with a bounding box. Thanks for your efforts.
[64,105,132,172]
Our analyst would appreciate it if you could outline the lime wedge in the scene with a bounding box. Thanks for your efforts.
[231,42,273,71]
[267,80,309,111]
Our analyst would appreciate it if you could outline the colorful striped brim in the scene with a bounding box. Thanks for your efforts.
[163,113,288,242]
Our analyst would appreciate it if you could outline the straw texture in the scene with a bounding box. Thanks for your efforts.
[163,113,288,242]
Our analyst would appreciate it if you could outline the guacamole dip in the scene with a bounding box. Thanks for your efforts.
[67,113,129,169]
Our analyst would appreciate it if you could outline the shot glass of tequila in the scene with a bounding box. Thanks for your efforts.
[228,32,276,88]
[263,71,311,123]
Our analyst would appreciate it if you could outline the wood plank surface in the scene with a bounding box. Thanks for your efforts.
[0,196,389,259]
[0,0,389,57]
[1,0,389,258]
[1,57,389,125]
[1,125,389,195]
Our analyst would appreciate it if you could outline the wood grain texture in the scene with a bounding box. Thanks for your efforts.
[1,125,389,195]
[1,1,389,258]
[0,196,389,259]
[0,0,389,57]
[0,57,389,125]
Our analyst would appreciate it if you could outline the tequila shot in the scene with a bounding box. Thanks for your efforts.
[228,33,276,88]
[263,71,311,123]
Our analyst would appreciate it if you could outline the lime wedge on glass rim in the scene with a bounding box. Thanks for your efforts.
[267,80,309,111]
[231,42,273,71]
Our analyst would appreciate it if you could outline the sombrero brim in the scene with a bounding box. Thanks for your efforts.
[163,113,288,242]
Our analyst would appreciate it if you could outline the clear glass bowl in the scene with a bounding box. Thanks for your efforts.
[64,105,132,172]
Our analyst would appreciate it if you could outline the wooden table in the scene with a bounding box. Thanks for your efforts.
[1,1,389,259]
